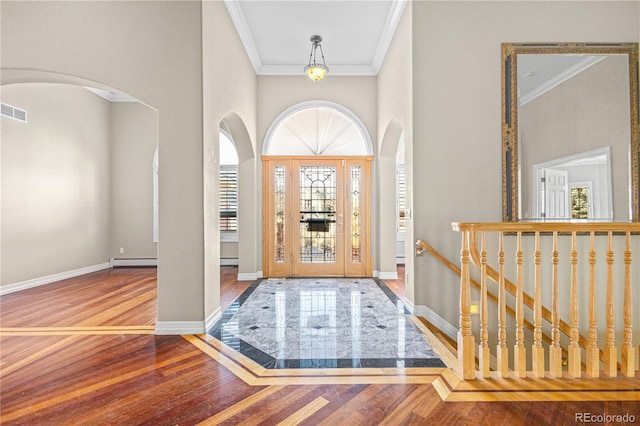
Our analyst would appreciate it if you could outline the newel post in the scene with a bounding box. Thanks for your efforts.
[458,230,476,380]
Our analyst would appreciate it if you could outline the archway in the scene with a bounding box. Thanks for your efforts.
[378,120,404,280]
[1,75,159,319]
[221,113,257,280]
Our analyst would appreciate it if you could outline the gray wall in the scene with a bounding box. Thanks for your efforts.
[411,1,639,330]
[1,84,111,284]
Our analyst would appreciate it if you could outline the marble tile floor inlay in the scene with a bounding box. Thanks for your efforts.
[209,278,446,369]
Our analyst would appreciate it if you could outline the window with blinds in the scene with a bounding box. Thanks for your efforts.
[220,165,238,234]
[396,164,406,233]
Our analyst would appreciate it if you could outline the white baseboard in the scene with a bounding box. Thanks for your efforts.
[220,258,239,266]
[110,258,157,267]
[237,272,258,281]
[396,257,405,265]
[155,321,205,335]
[377,271,399,280]
[205,307,222,332]
[0,262,111,296]
[414,304,458,342]
[403,298,415,314]
[257,270,263,278]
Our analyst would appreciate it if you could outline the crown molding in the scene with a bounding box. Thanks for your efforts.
[520,56,606,106]
[225,0,405,76]
[371,0,407,73]
[224,0,263,73]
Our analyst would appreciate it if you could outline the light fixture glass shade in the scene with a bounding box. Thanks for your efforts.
[304,64,328,82]
[304,35,328,82]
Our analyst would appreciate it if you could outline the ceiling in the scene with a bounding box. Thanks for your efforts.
[224,0,407,76]
[86,1,406,101]
[517,54,607,105]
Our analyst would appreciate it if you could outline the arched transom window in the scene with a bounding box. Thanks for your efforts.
[264,102,372,156]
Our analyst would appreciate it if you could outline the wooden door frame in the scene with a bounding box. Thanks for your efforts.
[262,156,372,277]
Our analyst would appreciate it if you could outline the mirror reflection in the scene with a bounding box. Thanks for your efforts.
[502,43,639,222]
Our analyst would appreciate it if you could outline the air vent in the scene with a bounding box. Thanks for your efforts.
[1,103,28,123]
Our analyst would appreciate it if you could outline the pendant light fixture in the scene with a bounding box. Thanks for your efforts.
[304,35,328,82]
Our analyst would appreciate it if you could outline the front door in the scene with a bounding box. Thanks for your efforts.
[263,156,371,277]
[292,159,344,276]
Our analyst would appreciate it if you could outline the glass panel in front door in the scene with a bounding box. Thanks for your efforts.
[299,165,337,263]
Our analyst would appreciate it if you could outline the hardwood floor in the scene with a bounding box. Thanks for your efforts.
[1,267,638,425]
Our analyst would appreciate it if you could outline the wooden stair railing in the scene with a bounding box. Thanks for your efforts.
[416,239,567,367]
[451,222,639,381]
[466,232,612,369]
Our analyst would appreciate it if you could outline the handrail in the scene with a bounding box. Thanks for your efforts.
[453,222,640,233]
[415,239,557,348]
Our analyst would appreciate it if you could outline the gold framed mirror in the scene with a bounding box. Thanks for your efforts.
[502,42,639,222]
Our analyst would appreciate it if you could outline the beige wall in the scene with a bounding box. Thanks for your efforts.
[520,55,630,220]
[1,83,111,284]
[377,2,413,287]
[110,102,159,259]
[2,1,205,325]
[203,0,258,316]
[411,1,639,329]
[257,75,378,271]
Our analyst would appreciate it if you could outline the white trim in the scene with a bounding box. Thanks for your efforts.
[532,146,612,220]
[413,304,458,342]
[257,270,263,279]
[0,262,111,296]
[377,271,399,280]
[257,64,377,76]
[403,298,414,314]
[520,56,606,106]
[205,307,222,332]
[110,258,158,267]
[373,270,380,278]
[237,272,258,281]
[223,0,262,73]
[396,257,405,265]
[221,258,239,266]
[152,147,159,243]
[262,100,374,156]
[371,0,407,72]
[224,0,405,76]
[155,321,205,335]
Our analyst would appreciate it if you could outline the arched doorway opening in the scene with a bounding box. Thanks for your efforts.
[262,101,372,277]
[1,76,159,318]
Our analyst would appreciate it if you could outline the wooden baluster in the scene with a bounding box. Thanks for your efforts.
[458,231,476,380]
[514,231,526,378]
[621,231,635,377]
[603,231,617,377]
[478,232,490,378]
[568,231,581,378]
[497,231,509,378]
[586,231,599,377]
[549,231,563,377]
[531,231,544,378]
